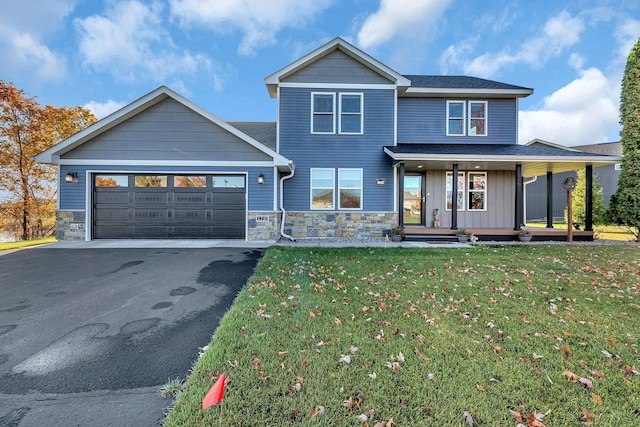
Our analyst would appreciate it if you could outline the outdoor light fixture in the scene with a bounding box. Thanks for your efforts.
[257,173,265,185]
[65,172,77,183]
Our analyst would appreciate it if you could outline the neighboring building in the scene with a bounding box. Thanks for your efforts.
[525,140,622,222]
[35,38,621,241]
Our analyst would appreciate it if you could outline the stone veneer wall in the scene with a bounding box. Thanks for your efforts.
[284,212,397,238]
[56,210,86,240]
[247,211,280,241]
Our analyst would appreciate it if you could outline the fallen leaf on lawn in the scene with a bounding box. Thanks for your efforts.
[466,349,473,357]
[310,406,326,417]
[578,409,595,425]
[350,346,359,353]
[591,393,602,404]
[562,370,579,382]
[578,377,593,389]
[339,355,351,364]
[601,350,612,358]
[463,411,474,426]
[427,373,435,380]
[291,409,300,420]
[397,351,405,363]
[368,372,377,380]
[356,413,368,422]
[494,346,502,353]
[622,365,640,376]
[301,359,308,367]
[309,311,316,318]
[509,409,523,423]
[278,351,288,357]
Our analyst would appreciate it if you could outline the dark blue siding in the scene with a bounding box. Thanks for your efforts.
[279,87,396,211]
[59,165,275,211]
[397,98,517,144]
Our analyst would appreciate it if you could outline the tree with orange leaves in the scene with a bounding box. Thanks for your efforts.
[0,81,97,240]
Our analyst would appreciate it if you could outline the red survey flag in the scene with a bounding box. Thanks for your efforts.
[202,372,226,410]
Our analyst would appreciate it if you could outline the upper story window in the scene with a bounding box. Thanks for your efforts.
[312,93,336,134]
[446,100,487,137]
[339,93,363,134]
[469,101,487,136]
[446,101,465,136]
[311,92,363,135]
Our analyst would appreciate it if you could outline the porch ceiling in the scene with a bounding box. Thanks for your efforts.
[385,144,622,177]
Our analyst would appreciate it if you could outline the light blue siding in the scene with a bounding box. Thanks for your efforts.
[397,98,517,144]
[59,166,275,211]
[279,87,395,211]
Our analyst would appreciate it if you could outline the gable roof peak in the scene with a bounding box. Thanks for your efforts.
[264,37,411,97]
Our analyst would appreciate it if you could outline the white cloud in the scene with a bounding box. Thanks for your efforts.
[615,19,640,64]
[0,0,75,83]
[356,0,451,49]
[442,11,585,78]
[519,68,619,146]
[84,100,127,119]
[568,53,585,70]
[75,0,211,82]
[169,0,333,56]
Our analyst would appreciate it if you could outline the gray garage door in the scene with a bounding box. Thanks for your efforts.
[93,174,246,239]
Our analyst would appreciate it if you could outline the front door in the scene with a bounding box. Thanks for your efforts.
[403,175,424,225]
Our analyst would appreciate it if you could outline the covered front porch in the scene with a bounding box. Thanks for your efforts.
[384,143,622,242]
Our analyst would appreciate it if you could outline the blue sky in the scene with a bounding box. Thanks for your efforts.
[1,0,638,146]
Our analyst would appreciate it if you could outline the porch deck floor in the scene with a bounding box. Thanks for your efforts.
[404,226,593,242]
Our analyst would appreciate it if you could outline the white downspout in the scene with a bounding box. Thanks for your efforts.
[523,175,538,225]
[279,162,295,241]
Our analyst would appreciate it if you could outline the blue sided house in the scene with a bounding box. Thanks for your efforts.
[35,38,621,242]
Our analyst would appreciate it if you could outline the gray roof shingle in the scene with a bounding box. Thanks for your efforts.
[228,121,277,151]
[386,143,617,158]
[404,75,532,91]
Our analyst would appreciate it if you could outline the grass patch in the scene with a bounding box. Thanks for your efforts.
[0,236,56,251]
[164,245,640,426]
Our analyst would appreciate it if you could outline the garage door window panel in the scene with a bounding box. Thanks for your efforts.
[96,175,129,187]
[135,175,167,187]
[212,176,245,188]
[174,176,206,188]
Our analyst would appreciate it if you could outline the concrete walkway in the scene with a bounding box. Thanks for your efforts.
[46,238,471,249]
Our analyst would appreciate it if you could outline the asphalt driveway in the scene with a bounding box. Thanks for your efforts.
[0,245,264,426]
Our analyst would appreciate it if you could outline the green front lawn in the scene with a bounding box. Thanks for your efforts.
[164,245,640,426]
[0,236,56,251]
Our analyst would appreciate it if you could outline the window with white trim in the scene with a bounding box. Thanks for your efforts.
[469,101,487,136]
[446,171,487,211]
[446,100,488,136]
[446,101,465,136]
[339,93,363,134]
[311,93,335,134]
[311,168,335,209]
[338,168,363,209]
[468,172,487,211]
[446,172,465,210]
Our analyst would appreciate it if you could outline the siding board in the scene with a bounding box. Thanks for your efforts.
[283,50,392,85]
[398,98,517,144]
[279,87,395,211]
[62,99,272,162]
